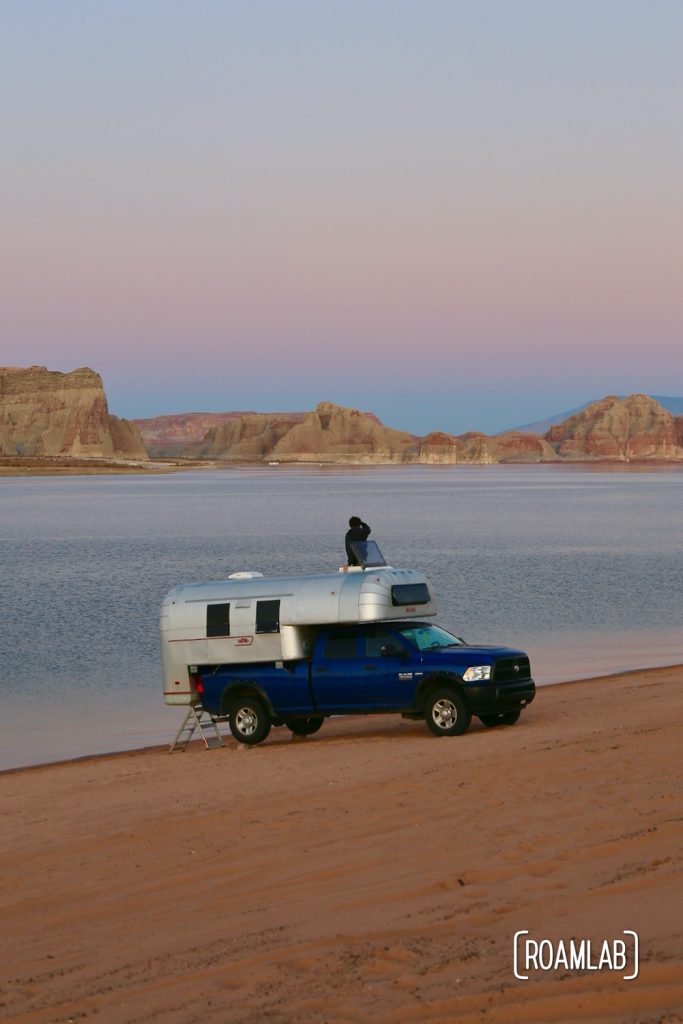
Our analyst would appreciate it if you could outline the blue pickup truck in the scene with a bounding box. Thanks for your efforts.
[195,618,536,745]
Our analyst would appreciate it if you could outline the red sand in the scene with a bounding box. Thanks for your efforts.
[1,667,682,1023]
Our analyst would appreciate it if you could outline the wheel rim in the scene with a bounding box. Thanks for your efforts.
[234,707,258,736]
[432,698,457,730]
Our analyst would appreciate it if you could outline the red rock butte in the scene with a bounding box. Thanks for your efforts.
[0,366,147,460]
[2,367,683,464]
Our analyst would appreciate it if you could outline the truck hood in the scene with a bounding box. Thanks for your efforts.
[420,644,528,666]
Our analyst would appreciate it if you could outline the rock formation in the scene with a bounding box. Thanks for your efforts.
[489,431,556,462]
[183,411,311,460]
[271,402,419,463]
[451,432,496,465]
[134,411,303,455]
[418,429,555,465]
[139,402,562,465]
[11,371,679,466]
[107,415,149,459]
[545,394,683,460]
[139,395,683,465]
[676,415,683,449]
[418,432,459,464]
[180,402,420,463]
[0,366,148,460]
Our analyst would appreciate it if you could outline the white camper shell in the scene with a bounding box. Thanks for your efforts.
[161,567,436,705]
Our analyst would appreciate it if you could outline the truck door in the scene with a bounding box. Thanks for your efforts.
[311,628,370,712]
[362,625,417,708]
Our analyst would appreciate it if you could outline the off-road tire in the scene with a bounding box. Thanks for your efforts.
[228,695,272,745]
[424,688,471,737]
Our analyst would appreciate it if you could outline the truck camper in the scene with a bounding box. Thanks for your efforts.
[161,560,536,745]
[161,565,436,705]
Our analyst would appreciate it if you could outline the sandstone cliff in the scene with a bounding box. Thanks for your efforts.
[130,391,683,466]
[418,429,554,464]
[488,430,556,462]
[182,402,420,463]
[143,403,559,465]
[183,411,310,460]
[108,415,149,459]
[272,402,419,463]
[134,411,307,455]
[545,394,683,460]
[418,432,459,464]
[451,432,496,465]
[676,415,683,449]
[0,366,148,460]
[8,367,682,467]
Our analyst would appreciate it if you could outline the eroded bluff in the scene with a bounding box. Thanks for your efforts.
[0,366,148,459]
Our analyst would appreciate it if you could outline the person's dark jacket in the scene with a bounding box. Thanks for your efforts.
[345,521,371,565]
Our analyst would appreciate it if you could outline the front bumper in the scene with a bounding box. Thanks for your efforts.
[464,679,536,714]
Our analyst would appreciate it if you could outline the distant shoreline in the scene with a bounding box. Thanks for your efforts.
[0,455,198,476]
[2,455,683,476]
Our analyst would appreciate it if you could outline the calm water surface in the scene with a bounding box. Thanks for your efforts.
[1,464,681,769]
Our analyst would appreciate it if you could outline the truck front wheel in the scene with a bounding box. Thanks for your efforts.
[228,695,272,745]
[424,688,471,737]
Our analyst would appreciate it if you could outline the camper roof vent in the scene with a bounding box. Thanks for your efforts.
[228,571,264,580]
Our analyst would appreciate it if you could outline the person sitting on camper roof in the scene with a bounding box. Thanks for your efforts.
[345,516,371,565]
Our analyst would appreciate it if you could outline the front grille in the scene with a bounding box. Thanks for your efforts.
[493,656,531,684]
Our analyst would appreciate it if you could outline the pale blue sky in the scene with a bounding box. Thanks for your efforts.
[2,1,682,432]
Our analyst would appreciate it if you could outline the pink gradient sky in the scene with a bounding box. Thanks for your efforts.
[1,2,682,433]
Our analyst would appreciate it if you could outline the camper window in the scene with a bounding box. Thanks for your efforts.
[391,583,431,606]
[255,599,280,634]
[207,603,230,637]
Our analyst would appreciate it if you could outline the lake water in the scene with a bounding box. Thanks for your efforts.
[1,463,681,770]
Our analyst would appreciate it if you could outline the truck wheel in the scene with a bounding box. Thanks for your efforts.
[479,710,521,727]
[284,717,324,736]
[425,688,471,737]
[228,696,272,745]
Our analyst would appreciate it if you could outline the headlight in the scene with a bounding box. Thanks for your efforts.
[463,665,491,682]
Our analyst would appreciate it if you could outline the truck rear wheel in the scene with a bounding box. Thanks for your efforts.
[425,688,471,737]
[284,717,324,736]
[228,695,271,745]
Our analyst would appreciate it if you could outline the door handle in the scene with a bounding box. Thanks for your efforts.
[364,664,376,671]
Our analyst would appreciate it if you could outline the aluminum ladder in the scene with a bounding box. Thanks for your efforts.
[169,704,228,752]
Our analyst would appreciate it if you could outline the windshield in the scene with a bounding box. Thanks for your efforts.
[397,624,464,651]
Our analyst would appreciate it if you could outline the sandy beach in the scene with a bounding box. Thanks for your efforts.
[1,667,682,1023]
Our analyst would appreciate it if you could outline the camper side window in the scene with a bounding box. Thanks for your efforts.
[391,583,431,606]
[207,603,230,637]
[255,599,280,634]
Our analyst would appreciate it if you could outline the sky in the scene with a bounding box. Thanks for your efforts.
[1,1,682,435]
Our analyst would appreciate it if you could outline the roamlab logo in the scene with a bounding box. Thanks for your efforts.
[513,930,639,981]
